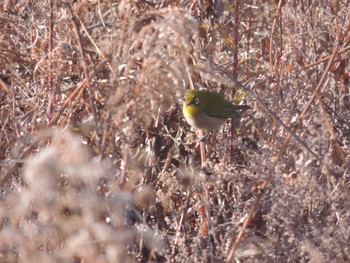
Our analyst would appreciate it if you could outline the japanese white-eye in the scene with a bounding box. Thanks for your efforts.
[183,90,251,131]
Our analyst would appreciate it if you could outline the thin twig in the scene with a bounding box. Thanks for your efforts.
[48,58,108,126]
[99,103,112,159]
[65,4,100,140]
[203,188,215,263]
[119,99,135,186]
[97,0,106,28]
[230,0,241,162]
[316,92,346,163]
[226,21,348,261]
[47,0,55,122]
[187,65,206,167]
[303,45,350,69]
[269,0,283,72]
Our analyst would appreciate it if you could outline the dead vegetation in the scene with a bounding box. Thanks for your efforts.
[0,0,349,262]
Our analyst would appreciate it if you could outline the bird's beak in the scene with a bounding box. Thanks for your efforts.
[186,101,194,107]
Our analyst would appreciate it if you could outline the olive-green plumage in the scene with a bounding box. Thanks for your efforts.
[183,90,251,131]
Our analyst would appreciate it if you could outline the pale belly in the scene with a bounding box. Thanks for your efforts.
[184,111,227,131]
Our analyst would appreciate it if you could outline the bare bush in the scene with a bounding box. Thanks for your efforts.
[0,0,349,262]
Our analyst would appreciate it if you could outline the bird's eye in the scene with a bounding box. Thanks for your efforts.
[194,98,200,105]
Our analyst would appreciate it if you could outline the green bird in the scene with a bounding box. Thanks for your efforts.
[183,90,251,131]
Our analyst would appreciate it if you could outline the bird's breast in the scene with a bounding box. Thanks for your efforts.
[184,110,227,131]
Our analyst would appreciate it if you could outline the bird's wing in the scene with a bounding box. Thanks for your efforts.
[208,101,251,118]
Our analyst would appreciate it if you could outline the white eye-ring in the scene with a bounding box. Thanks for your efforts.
[194,98,200,105]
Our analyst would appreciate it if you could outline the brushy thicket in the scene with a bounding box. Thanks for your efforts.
[0,0,349,262]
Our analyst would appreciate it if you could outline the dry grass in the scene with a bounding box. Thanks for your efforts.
[0,0,349,262]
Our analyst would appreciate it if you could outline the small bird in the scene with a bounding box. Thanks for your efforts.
[183,89,251,131]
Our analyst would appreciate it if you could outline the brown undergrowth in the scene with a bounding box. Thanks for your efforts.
[0,1,349,262]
